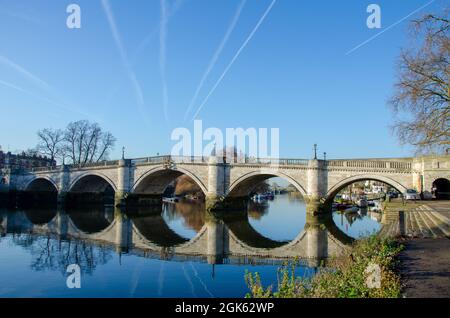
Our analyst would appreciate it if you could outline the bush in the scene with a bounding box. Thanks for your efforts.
[245,236,403,298]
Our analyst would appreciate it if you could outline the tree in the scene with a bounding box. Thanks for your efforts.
[389,10,449,154]
[36,120,116,166]
[63,120,116,166]
[36,128,64,162]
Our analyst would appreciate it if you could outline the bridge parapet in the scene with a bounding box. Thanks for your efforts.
[326,159,412,170]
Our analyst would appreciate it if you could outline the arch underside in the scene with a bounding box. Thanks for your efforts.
[326,174,409,202]
[133,168,208,195]
[20,178,58,207]
[70,175,115,193]
[67,175,115,206]
[26,178,58,192]
[229,171,307,198]
[433,178,450,199]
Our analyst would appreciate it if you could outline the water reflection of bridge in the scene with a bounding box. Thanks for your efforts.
[0,207,354,267]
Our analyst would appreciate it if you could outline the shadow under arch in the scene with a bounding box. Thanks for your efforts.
[20,177,58,208]
[432,178,450,199]
[133,166,208,195]
[324,174,408,208]
[67,174,116,206]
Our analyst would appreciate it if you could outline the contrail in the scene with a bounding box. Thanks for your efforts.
[183,0,247,122]
[0,79,91,117]
[160,0,170,125]
[191,0,277,121]
[101,0,149,124]
[346,0,436,55]
[131,0,186,64]
[0,55,52,92]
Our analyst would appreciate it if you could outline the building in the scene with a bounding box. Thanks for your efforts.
[0,149,56,170]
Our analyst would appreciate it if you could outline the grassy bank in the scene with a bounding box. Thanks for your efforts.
[245,236,403,298]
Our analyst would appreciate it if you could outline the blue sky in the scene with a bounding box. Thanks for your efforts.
[0,0,446,159]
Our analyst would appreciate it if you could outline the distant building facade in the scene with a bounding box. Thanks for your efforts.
[0,149,56,170]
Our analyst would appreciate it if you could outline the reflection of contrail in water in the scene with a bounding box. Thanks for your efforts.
[190,262,214,298]
[128,258,145,297]
[182,263,197,297]
[157,261,165,296]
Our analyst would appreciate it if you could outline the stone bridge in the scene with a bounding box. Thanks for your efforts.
[2,154,450,213]
[0,208,352,265]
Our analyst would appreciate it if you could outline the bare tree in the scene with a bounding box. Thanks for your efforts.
[36,128,64,162]
[390,10,449,154]
[63,120,116,166]
[37,120,117,166]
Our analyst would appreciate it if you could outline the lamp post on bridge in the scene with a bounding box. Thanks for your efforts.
[313,144,317,160]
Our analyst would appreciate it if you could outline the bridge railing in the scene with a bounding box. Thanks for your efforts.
[239,157,309,166]
[28,160,120,172]
[26,157,414,172]
[132,156,208,165]
[29,166,60,172]
[326,160,412,170]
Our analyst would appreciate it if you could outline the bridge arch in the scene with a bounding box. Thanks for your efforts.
[68,172,117,193]
[24,177,58,192]
[228,170,307,197]
[21,177,59,207]
[432,178,450,199]
[325,174,408,204]
[132,166,208,195]
[67,173,116,206]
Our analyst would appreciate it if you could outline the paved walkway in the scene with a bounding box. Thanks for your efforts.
[381,200,450,298]
[399,238,450,298]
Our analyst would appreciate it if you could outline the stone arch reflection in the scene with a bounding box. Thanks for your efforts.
[132,210,190,247]
[221,211,287,249]
[24,208,57,225]
[67,207,114,234]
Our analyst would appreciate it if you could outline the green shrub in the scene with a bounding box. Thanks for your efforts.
[245,236,403,298]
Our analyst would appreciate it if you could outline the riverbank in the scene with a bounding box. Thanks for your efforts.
[245,236,403,298]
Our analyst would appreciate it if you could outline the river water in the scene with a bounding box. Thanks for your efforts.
[0,194,382,297]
